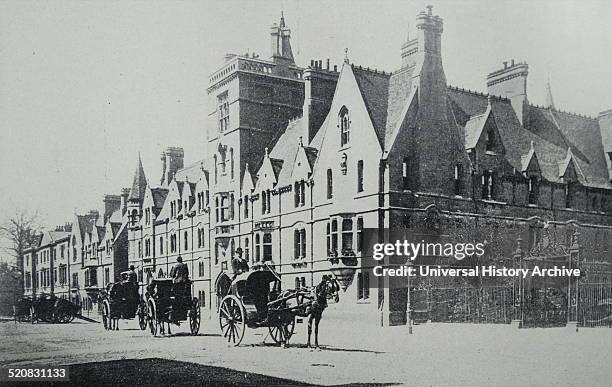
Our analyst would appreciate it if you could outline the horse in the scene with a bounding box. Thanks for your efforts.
[306,275,340,349]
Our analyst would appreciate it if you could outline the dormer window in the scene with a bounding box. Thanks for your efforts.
[339,106,350,146]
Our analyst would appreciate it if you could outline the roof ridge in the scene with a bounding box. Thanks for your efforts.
[350,63,392,77]
[529,104,597,121]
[447,85,509,101]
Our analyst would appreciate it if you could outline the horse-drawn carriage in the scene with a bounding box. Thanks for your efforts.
[215,266,340,347]
[27,294,81,324]
[145,279,200,336]
[99,271,147,331]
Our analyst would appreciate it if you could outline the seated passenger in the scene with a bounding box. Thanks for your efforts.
[231,248,249,278]
[170,256,190,284]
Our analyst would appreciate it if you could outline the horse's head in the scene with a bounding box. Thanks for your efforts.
[319,275,340,304]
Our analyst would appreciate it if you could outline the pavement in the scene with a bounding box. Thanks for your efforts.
[1,309,611,386]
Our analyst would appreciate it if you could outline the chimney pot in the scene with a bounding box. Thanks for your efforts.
[326,59,330,70]
[334,65,337,72]
[310,59,314,67]
[503,61,508,69]
[511,59,515,67]
[427,5,433,15]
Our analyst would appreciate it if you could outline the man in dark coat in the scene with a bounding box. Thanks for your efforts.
[231,247,249,278]
[170,256,189,283]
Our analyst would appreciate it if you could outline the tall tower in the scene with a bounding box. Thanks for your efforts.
[206,14,305,267]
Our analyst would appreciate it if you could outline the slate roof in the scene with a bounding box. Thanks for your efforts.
[351,64,415,148]
[151,188,169,215]
[76,213,98,240]
[464,112,488,149]
[447,87,611,188]
[174,159,206,183]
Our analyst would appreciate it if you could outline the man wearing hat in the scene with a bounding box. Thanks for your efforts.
[231,247,249,278]
[170,256,190,284]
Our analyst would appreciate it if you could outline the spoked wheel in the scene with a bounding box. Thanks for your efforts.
[137,302,148,331]
[55,309,74,324]
[147,299,158,336]
[269,315,296,345]
[189,298,201,335]
[102,300,111,330]
[219,295,245,346]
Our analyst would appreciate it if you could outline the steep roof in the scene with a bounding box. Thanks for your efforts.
[351,64,415,148]
[129,155,148,201]
[151,188,169,215]
[174,159,206,183]
[447,87,611,188]
[464,113,487,149]
[76,213,98,240]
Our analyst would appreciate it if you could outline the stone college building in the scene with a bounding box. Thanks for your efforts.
[23,7,612,326]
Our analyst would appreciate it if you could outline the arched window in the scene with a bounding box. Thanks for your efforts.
[339,106,350,146]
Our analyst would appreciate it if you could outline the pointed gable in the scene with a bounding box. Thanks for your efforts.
[241,163,255,193]
[129,155,148,201]
[521,141,541,175]
[558,148,585,182]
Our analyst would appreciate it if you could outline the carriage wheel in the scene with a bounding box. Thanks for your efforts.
[55,309,74,324]
[102,300,111,330]
[268,316,296,345]
[137,302,148,331]
[147,299,158,336]
[219,295,245,346]
[189,298,201,335]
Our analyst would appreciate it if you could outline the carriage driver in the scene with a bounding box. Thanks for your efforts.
[231,247,249,278]
[170,256,190,284]
[127,265,138,284]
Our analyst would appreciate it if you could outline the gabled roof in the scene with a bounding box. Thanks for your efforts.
[558,148,585,180]
[520,141,540,173]
[447,87,611,188]
[76,213,98,240]
[129,155,148,201]
[151,187,169,215]
[350,64,415,148]
[352,66,390,146]
[464,113,487,149]
[174,159,206,183]
[270,158,284,181]
[304,147,318,169]
[40,230,70,248]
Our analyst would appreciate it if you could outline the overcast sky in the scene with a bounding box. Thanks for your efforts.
[1,0,611,237]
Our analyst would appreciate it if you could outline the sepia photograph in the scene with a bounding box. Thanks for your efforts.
[0,1,611,386]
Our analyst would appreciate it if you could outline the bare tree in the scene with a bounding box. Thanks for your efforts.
[0,209,41,283]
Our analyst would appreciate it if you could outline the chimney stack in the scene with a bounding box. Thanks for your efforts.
[161,147,184,186]
[486,60,529,125]
[303,63,340,143]
[120,188,131,215]
[103,194,122,223]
